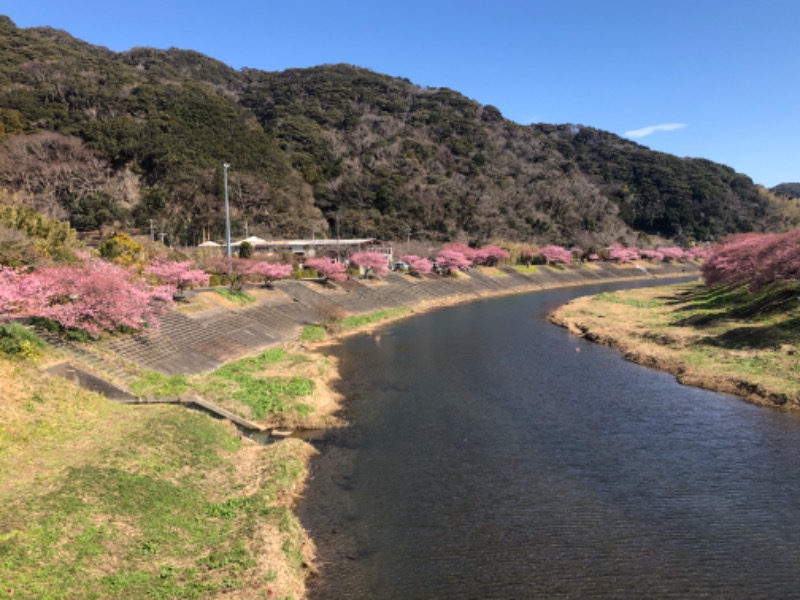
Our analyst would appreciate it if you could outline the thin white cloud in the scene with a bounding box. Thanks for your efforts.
[625,123,687,138]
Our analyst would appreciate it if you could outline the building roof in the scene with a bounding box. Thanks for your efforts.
[230,238,377,247]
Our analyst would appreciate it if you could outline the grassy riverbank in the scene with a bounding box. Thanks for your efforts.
[1,267,705,598]
[550,281,800,408]
[0,348,328,599]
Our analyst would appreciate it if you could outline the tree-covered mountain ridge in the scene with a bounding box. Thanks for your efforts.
[0,15,794,247]
[772,183,800,199]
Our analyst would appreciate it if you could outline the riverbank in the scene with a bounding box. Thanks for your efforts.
[550,281,800,409]
[0,262,701,598]
[0,351,321,598]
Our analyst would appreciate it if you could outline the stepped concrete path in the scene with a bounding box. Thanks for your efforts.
[77,263,700,376]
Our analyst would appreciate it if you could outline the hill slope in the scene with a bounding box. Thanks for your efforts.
[772,183,800,198]
[0,16,787,245]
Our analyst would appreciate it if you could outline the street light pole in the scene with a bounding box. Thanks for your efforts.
[223,163,231,261]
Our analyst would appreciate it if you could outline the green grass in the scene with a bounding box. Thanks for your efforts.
[672,281,800,328]
[510,265,539,274]
[128,371,190,397]
[338,307,412,330]
[128,348,315,421]
[202,373,314,420]
[215,288,256,304]
[0,407,308,598]
[301,324,326,342]
[199,349,314,420]
[593,292,664,309]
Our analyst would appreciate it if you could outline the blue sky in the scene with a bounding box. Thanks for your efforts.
[4,0,799,187]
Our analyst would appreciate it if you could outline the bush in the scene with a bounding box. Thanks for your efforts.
[0,323,46,359]
[238,241,253,259]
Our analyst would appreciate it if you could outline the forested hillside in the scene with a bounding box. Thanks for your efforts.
[0,16,790,246]
[772,183,800,198]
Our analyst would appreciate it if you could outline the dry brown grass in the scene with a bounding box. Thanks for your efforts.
[551,283,800,409]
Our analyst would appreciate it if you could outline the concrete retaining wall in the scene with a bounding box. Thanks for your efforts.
[98,263,699,375]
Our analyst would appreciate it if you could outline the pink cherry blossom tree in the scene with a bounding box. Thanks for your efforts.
[608,243,640,263]
[640,250,665,262]
[205,257,253,291]
[145,260,211,297]
[658,246,687,262]
[31,256,174,337]
[443,243,478,263]
[0,266,48,321]
[305,257,348,283]
[435,249,472,275]
[349,252,390,279]
[703,228,800,291]
[687,245,711,261]
[246,261,293,287]
[473,244,510,267]
[539,245,573,266]
[401,255,432,276]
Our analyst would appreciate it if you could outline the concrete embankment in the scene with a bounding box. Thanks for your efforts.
[90,262,699,376]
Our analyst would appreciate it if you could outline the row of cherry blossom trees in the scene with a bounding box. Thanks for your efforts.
[607,243,709,264]
[702,228,800,291]
[0,235,715,338]
[428,241,706,271]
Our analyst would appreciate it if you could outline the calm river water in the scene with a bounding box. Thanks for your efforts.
[301,279,800,599]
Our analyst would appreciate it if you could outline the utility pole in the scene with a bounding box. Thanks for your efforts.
[336,211,341,262]
[149,219,155,242]
[223,163,232,264]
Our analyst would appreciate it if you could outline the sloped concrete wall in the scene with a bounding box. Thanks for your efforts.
[99,263,698,375]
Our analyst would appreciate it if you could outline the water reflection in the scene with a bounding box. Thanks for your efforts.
[303,279,800,598]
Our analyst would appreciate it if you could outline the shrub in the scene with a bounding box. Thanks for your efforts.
[0,323,46,358]
[314,300,346,332]
[98,232,146,268]
[238,241,253,259]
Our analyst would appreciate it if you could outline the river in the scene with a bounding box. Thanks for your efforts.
[301,278,800,599]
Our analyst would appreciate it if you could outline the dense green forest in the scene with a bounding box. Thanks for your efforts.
[0,15,792,246]
[772,183,800,198]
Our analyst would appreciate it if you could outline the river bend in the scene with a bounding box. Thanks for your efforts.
[302,279,800,599]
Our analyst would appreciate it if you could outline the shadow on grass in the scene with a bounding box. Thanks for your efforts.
[699,315,800,350]
[671,282,800,327]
